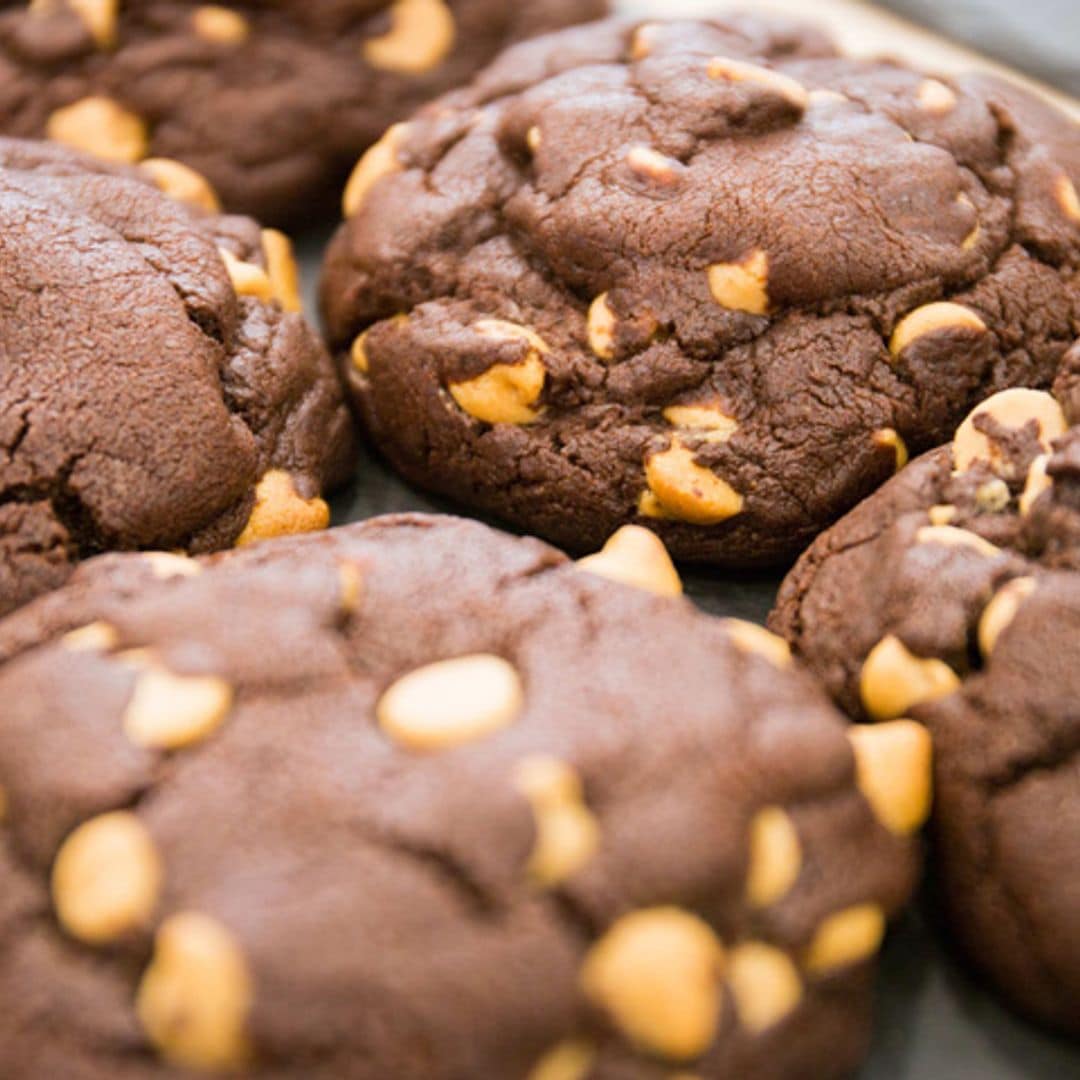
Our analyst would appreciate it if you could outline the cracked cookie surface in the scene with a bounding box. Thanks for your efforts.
[0,513,924,1077]
[321,15,1080,566]
[770,360,1080,1034]
[0,0,607,222]
[0,137,353,619]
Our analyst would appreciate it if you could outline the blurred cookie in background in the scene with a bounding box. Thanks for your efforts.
[0,0,608,222]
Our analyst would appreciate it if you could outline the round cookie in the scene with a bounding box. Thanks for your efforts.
[0,0,607,222]
[321,15,1080,566]
[770,370,1080,1034]
[0,136,353,619]
[0,514,928,1078]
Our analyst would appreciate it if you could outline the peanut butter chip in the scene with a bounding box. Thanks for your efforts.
[975,478,1011,512]
[338,562,364,614]
[363,0,455,74]
[350,330,371,373]
[637,491,668,520]
[377,653,523,751]
[979,576,1037,657]
[449,321,548,425]
[1020,454,1052,516]
[31,0,118,48]
[260,229,302,313]
[582,908,725,1062]
[916,78,957,114]
[804,904,886,973]
[808,88,848,107]
[728,942,803,1033]
[236,470,330,547]
[449,357,546,423]
[52,811,162,944]
[527,1040,596,1080]
[515,756,599,887]
[746,806,801,907]
[889,302,986,357]
[192,5,250,45]
[218,247,274,304]
[952,389,1067,475]
[928,504,957,526]
[860,635,960,721]
[848,721,933,835]
[137,912,253,1072]
[587,292,617,360]
[62,620,119,652]
[629,23,658,60]
[873,428,908,471]
[141,158,221,212]
[722,619,792,669]
[343,122,409,217]
[706,57,809,110]
[143,552,202,579]
[663,404,739,443]
[914,524,1000,558]
[707,249,769,315]
[577,525,683,598]
[626,145,681,185]
[643,440,744,526]
[122,662,233,750]
[76,0,117,46]
[46,95,148,163]
[1055,173,1080,224]
[956,193,981,250]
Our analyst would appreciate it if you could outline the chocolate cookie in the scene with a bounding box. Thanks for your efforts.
[321,16,1080,566]
[770,371,1080,1034]
[0,136,353,619]
[0,1,607,222]
[0,514,929,1078]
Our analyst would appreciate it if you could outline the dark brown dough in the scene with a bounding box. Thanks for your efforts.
[770,363,1080,1034]
[321,16,1080,566]
[0,136,353,619]
[0,514,922,1078]
[0,0,608,222]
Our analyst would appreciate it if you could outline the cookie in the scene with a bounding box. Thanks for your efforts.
[770,369,1080,1034]
[320,15,1080,566]
[0,1,607,222]
[0,137,353,619]
[0,514,928,1078]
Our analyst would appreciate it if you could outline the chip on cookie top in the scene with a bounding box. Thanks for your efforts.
[0,515,925,1078]
[770,367,1080,1034]
[0,137,352,618]
[321,15,1080,566]
[0,0,607,221]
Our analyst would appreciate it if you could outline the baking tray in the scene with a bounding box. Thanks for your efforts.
[295,1,1080,1073]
